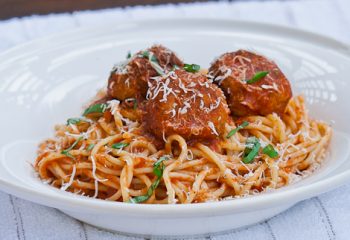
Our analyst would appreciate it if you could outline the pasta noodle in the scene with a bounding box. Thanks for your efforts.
[35,95,331,204]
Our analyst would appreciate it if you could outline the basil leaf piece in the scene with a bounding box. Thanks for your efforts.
[66,118,82,125]
[83,103,107,116]
[141,51,150,58]
[141,51,158,63]
[172,64,180,71]
[184,63,200,73]
[129,156,168,203]
[127,51,132,59]
[129,195,149,203]
[111,142,129,149]
[242,137,261,164]
[153,156,169,177]
[86,144,95,151]
[262,144,279,158]
[226,121,249,138]
[140,51,164,75]
[246,71,269,84]
[61,136,83,159]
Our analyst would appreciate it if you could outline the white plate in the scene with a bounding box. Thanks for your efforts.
[1,19,350,237]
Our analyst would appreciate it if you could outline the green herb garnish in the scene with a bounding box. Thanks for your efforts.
[141,51,158,62]
[226,121,249,138]
[66,118,82,125]
[184,63,200,73]
[127,51,132,59]
[153,156,169,176]
[262,144,279,158]
[246,71,269,84]
[86,144,95,151]
[61,136,83,159]
[172,64,180,71]
[141,51,165,76]
[111,142,129,149]
[242,137,261,164]
[141,51,149,58]
[83,103,107,116]
[129,156,169,203]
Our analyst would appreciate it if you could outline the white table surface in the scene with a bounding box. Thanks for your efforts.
[0,0,350,239]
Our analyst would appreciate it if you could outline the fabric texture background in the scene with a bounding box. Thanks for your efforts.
[0,0,349,239]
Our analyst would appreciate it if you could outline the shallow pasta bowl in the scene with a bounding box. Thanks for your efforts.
[0,19,350,236]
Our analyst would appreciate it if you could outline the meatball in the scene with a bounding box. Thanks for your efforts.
[142,69,230,141]
[107,45,184,101]
[209,50,292,116]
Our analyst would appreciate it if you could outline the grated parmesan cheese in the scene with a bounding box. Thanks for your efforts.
[61,165,76,191]
[106,99,121,115]
[208,121,219,136]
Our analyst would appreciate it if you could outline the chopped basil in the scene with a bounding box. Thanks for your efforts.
[129,156,169,203]
[141,51,158,63]
[153,156,170,177]
[127,51,132,59]
[133,100,137,110]
[128,194,149,203]
[83,103,107,116]
[61,136,83,159]
[262,144,279,158]
[141,51,149,58]
[246,71,269,84]
[172,64,180,71]
[242,137,261,164]
[184,63,200,73]
[111,142,129,149]
[226,121,249,138]
[86,144,95,151]
[66,118,82,125]
[140,51,165,76]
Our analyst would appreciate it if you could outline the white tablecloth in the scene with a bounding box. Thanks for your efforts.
[0,0,350,239]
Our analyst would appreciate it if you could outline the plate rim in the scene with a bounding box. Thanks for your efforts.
[1,158,350,217]
[1,18,350,58]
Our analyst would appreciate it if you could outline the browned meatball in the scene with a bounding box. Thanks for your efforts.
[209,50,292,116]
[107,45,183,101]
[142,69,230,141]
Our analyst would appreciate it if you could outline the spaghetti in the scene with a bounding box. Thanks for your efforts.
[35,95,331,204]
